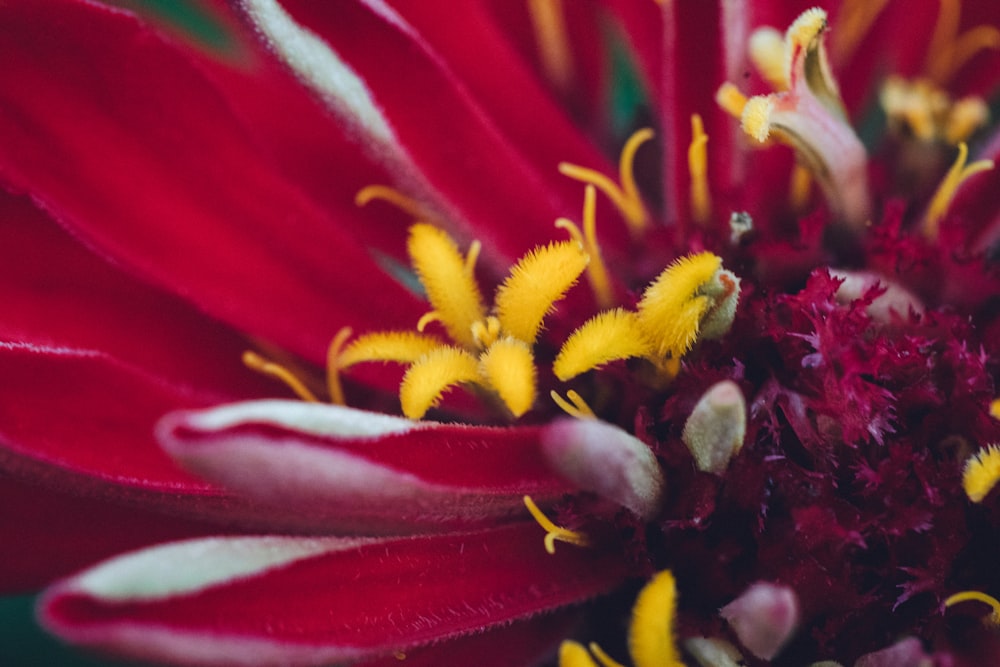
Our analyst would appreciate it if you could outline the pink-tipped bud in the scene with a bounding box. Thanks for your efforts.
[682,381,746,474]
[721,582,799,660]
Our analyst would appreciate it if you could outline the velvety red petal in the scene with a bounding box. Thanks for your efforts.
[0,0,424,364]
[40,525,626,666]
[158,400,579,532]
[258,0,622,268]
[0,474,229,594]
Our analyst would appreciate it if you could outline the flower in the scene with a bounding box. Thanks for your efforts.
[2,1,1000,666]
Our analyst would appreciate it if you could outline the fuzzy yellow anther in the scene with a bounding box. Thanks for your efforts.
[962,444,1000,503]
[629,571,686,667]
[523,495,590,554]
[923,142,994,238]
[399,346,481,419]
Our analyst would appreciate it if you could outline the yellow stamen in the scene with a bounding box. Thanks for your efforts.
[416,311,443,333]
[589,643,628,667]
[399,346,481,419]
[880,76,989,145]
[479,337,536,417]
[556,185,614,308]
[470,316,502,350]
[830,0,890,64]
[242,350,319,403]
[715,82,748,119]
[629,571,685,667]
[527,0,573,92]
[550,389,597,420]
[493,241,589,344]
[925,0,1000,84]
[338,331,445,369]
[559,128,654,235]
[945,590,1000,625]
[559,641,600,667]
[962,444,1000,503]
[749,27,789,90]
[326,326,353,406]
[355,184,428,221]
[789,163,812,211]
[688,114,711,225]
[407,224,487,349]
[990,398,1000,420]
[638,251,722,359]
[522,495,590,554]
[923,142,995,238]
[553,308,651,381]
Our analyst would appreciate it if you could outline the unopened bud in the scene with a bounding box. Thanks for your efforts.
[682,381,746,474]
[721,581,799,660]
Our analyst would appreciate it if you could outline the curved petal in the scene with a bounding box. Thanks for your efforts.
[40,525,627,666]
[0,0,424,364]
[245,0,621,267]
[158,400,580,532]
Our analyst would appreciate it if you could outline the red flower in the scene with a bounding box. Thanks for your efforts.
[1,1,999,665]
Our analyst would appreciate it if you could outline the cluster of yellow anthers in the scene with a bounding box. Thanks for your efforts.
[559,570,685,667]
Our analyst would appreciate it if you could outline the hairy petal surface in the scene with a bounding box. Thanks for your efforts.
[41,524,627,666]
[159,400,581,532]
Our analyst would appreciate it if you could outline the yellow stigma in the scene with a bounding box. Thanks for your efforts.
[962,444,1000,503]
[880,76,989,145]
[550,389,597,420]
[629,571,686,667]
[687,114,711,225]
[242,350,319,403]
[990,398,1000,420]
[558,641,628,667]
[945,590,1000,626]
[478,337,536,418]
[494,240,589,344]
[555,253,740,381]
[527,0,573,92]
[557,184,614,308]
[925,0,1000,84]
[399,346,481,419]
[559,128,654,235]
[523,495,590,554]
[355,184,430,222]
[715,82,748,119]
[325,326,354,406]
[923,142,994,239]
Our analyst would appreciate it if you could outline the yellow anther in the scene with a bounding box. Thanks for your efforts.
[789,163,813,211]
[629,571,685,667]
[407,223,487,349]
[479,337,536,417]
[554,308,651,381]
[880,76,989,145]
[242,350,319,403]
[522,495,590,554]
[688,114,711,225]
[559,128,654,235]
[830,0,891,64]
[337,330,444,370]
[926,0,1000,84]
[990,398,1000,420]
[326,326,353,406]
[740,96,775,143]
[923,142,995,238]
[962,444,1000,503]
[494,241,589,344]
[944,97,990,145]
[355,184,428,221]
[638,251,723,358]
[550,389,597,420]
[715,82,748,119]
[749,27,788,90]
[399,346,481,419]
[945,590,1000,626]
[556,185,614,308]
[527,0,573,92]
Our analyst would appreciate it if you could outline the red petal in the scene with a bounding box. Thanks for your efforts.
[0,0,424,363]
[254,0,621,267]
[0,474,227,594]
[159,400,579,532]
[41,525,626,665]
